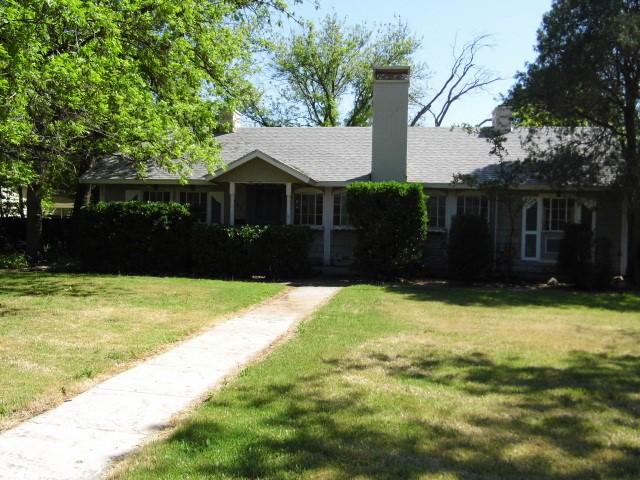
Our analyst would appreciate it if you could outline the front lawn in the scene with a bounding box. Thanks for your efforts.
[114,284,640,479]
[0,271,283,430]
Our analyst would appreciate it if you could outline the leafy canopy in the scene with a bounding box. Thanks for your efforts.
[0,0,289,188]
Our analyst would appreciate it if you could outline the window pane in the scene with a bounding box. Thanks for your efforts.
[546,237,562,254]
[524,233,537,258]
[294,193,323,225]
[428,196,446,229]
[210,198,221,224]
[525,202,537,231]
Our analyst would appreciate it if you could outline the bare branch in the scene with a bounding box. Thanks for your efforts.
[410,34,501,126]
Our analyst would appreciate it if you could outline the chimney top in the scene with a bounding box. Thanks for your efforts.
[373,66,410,81]
[491,105,513,133]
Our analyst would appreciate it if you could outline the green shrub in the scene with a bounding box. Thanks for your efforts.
[346,181,427,278]
[191,224,312,278]
[0,252,28,269]
[559,223,612,290]
[76,202,193,273]
[447,214,492,281]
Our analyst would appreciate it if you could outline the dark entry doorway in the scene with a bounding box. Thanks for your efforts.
[247,184,286,225]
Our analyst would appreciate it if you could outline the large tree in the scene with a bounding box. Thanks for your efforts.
[0,0,288,260]
[508,0,640,281]
[245,14,499,127]
[244,14,421,127]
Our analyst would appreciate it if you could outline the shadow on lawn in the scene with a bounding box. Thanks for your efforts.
[142,351,640,479]
[0,271,127,298]
[384,283,640,312]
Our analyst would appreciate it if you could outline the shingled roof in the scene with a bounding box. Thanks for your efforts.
[81,126,571,185]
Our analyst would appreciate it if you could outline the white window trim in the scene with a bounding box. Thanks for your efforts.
[427,194,447,232]
[520,195,596,262]
[293,190,324,226]
[521,197,541,261]
[456,194,491,221]
[332,190,351,228]
[542,197,578,233]
[142,190,172,203]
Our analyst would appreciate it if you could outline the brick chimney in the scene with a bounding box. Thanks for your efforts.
[371,66,410,182]
[491,105,513,133]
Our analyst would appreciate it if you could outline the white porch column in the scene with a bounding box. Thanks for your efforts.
[322,187,333,266]
[285,183,292,225]
[444,191,457,230]
[229,182,236,226]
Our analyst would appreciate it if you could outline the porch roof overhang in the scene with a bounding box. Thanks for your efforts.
[206,149,316,185]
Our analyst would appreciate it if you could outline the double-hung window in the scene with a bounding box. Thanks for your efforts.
[294,192,323,226]
[542,198,575,255]
[333,191,350,226]
[179,191,208,223]
[456,195,489,221]
[143,191,171,203]
[428,195,446,230]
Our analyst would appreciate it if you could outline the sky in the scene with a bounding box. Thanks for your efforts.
[281,0,553,127]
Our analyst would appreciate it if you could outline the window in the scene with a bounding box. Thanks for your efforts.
[545,238,562,254]
[143,191,171,203]
[125,190,142,201]
[457,195,489,220]
[522,196,592,261]
[543,198,575,232]
[294,192,323,225]
[179,191,207,223]
[522,198,539,259]
[333,191,350,226]
[428,195,446,230]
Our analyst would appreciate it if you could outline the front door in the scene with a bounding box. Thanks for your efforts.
[248,184,285,225]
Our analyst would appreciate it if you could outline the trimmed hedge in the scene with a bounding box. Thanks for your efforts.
[191,224,313,278]
[76,202,193,273]
[448,214,492,281]
[74,202,313,278]
[346,181,427,278]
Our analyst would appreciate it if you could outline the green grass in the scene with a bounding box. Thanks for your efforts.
[114,284,640,480]
[0,271,283,429]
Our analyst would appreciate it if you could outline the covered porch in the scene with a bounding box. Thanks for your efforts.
[209,150,354,266]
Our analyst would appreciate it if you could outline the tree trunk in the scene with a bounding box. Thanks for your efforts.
[73,183,92,217]
[26,184,43,263]
[629,207,640,286]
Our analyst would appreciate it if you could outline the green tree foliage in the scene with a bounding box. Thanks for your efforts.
[507,0,640,280]
[453,126,529,280]
[0,0,290,260]
[245,14,423,126]
[346,181,427,278]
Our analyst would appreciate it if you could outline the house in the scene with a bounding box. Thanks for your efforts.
[81,67,629,277]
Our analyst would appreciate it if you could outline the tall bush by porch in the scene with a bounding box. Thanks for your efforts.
[346,181,427,278]
[447,214,492,281]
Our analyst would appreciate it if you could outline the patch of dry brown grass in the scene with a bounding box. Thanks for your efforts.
[0,271,283,430]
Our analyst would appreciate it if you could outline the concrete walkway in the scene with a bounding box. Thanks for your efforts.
[0,285,341,480]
